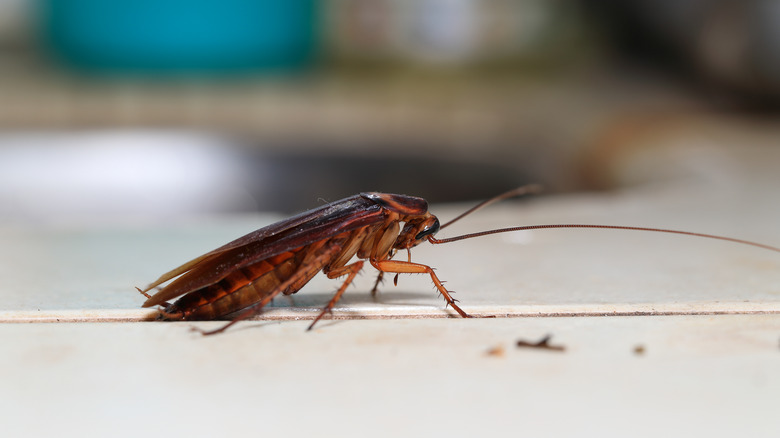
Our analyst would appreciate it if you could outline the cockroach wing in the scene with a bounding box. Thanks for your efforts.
[142,194,388,307]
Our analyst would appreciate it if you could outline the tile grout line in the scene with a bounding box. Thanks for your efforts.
[1,302,779,323]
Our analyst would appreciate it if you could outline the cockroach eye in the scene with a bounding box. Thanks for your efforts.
[415,218,440,240]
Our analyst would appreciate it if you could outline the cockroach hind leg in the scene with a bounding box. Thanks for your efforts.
[194,300,274,336]
[156,307,183,321]
[190,322,235,336]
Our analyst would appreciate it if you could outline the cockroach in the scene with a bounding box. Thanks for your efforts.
[138,186,779,335]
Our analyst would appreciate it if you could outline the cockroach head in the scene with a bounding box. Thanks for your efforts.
[395,213,440,249]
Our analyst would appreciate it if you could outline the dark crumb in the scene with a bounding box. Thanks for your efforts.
[516,334,565,352]
[485,345,505,357]
[633,345,646,355]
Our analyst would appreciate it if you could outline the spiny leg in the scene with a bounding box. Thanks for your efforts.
[309,261,364,331]
[370,259,470,318]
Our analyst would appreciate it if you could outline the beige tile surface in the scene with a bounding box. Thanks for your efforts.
[2,316,779,437]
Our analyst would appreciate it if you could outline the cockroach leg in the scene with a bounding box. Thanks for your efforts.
[192,284,287,336]
[196,246,342,336]
[370,271,385,298]
[370,249,395,297]
[308,261,364,330]
[157,307,184,320]
[370,259,470,318]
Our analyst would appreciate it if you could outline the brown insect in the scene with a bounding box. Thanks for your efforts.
[138,186,779,335]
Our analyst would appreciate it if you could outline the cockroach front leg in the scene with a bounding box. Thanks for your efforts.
[370,259,471,318]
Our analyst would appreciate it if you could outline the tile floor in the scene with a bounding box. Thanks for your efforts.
[1,177,778,437]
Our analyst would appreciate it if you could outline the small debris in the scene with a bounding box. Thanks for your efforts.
[633,345,646,356]
[485,345,505,357]
[516,334,565,352]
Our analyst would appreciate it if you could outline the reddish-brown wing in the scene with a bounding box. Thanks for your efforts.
[142,194,388,307]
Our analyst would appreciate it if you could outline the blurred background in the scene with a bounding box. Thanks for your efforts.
[0,0,778,223]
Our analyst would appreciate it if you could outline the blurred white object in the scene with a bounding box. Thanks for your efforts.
[0,131,258,223]
[401,0,554,63]
[405,0,478,62]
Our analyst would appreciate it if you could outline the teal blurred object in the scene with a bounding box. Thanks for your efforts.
[39,0,319,74]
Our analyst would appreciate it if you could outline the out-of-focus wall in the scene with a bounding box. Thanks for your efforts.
[585,0,780,104]
[0,0,28,41]
[0,1,777,221]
